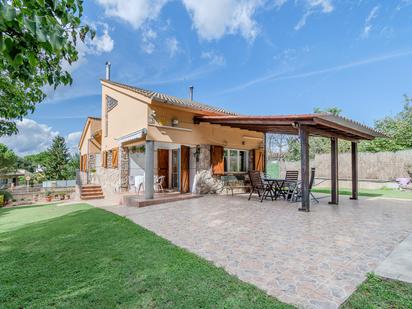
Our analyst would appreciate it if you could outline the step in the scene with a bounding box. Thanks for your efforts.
[81,189,103,194]
[81,192,104,197]
[81,195,105,200]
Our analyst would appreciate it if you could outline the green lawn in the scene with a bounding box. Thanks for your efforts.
[0,203,292,308]
[312,187,412,199]
[342,274,412,308]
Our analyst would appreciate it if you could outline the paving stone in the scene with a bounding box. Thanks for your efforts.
[97,195,412,308]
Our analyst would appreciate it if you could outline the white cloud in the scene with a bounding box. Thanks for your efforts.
[89,26,114,53]
[201,50,226,66]
[66,131,82,154]
[0,119,58,156]
[165,37,180,57]
[294,0,334,30]
[361,5,380,38]
[96,0,168,29]
[141,27,158,54]
[181,0,264,41]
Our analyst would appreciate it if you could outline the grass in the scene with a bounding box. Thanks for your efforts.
[0,203,292,308]
[312,187,412,199]
[267,161,280,178]
[342,273,412,308]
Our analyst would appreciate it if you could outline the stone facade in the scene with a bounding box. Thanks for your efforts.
[88,154,96,170]
[120,147,129,191]
[92,166,120,193]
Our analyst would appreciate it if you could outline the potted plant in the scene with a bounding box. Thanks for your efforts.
[45,191,52,202]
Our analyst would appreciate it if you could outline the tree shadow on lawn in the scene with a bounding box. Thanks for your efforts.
[0,207,293,309]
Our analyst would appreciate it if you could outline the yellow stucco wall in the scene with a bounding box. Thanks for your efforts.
[147,103,263,150]
[101,82,149,150]
[79,119,101,155]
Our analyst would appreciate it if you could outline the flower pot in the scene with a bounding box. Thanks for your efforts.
[46,196,52,202]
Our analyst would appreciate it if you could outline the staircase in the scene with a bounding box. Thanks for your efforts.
[80,184,104,200]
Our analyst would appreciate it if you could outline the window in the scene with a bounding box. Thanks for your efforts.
[224,149,247,173]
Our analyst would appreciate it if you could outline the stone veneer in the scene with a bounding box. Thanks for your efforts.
[120,147,129,191]
[91,166,120,193]
[88,154,96,170]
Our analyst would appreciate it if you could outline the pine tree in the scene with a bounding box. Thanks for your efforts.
[44,136,70,180]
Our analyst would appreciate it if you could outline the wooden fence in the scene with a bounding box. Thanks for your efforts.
[281,149,412,181]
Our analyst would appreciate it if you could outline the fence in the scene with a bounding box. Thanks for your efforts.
[42,180,76,188]
[281,149,412,181]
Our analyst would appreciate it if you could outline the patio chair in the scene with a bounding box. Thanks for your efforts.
[278,170,299,200]
[290,168,319,203]
[248,170,274,202]
[154,175,165,192]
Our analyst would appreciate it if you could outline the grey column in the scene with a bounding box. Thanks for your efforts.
[329,137,339,205]
[350,142,358,200]
[144,140,154,199]
[299,126,310,212]
[263,133,267,175]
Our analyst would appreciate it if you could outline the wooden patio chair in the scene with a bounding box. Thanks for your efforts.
[248,170,274,202]
[290,168,319,203]
[278,170,299,200]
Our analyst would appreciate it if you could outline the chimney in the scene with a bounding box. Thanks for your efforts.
[189,85,194,101]
[105,61,111,80]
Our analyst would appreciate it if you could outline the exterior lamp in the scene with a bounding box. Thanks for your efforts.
[172,119,179,127]
[194,145,201,162]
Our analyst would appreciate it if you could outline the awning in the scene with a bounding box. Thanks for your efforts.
[116,128,147,144]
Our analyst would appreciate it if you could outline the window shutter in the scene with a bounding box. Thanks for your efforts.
[112,148,119,169]
[80,155,83,172]
[102,151,107,168]
[254,149,264,172]
[211,145,224,175]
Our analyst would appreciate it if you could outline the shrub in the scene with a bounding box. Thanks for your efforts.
[0,190,13,203]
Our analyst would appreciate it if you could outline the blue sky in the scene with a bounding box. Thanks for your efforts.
[2,0,412,155]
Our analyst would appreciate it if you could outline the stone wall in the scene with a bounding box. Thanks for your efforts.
[88,154,96,170]
[91,166,120,194]
[120,147,129,191]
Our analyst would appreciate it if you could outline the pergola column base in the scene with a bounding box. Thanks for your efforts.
[328,201,339,205]
[298,208,310,212]
[349,197,358,200]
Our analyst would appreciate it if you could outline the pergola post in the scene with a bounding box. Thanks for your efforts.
[144,140,154,199]
[329,137,339,205]
[263,133,267,175]
[299,125,310,212]
[350,141,358,200]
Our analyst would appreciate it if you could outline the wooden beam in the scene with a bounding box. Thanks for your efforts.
[329,137,339,205]
[307,126,359,142]
[299,125,310,212]
[350,142,358,200]
[314,118,374,140]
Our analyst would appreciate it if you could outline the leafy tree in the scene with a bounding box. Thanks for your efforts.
[0,143,17,174]
[44,136,69,180]
[23,151,50,172]
[359,95,412,152]
[285,107,350,161]
[66,153,80,179]
[0,0,94,136]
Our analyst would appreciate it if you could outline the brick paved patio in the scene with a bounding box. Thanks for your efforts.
[99,195,412,308]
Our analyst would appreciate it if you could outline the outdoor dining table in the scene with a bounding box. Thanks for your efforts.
[264,178,299,200]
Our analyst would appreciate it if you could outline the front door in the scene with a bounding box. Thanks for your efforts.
[180,145,190,193]
[157,149,169,189]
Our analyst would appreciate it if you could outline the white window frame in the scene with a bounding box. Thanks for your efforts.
[224,148,248,173]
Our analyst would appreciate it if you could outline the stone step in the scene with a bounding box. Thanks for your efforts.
[80,195,105,200]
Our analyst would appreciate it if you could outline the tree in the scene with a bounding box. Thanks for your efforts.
[0,1,94,136]
[359,95,412,152]
[0,143,17,174]
[23,151,50,172]
[285,107,350,161]
[66,153,80,179]
[44,136,69,180]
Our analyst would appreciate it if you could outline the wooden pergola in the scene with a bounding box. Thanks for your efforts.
[194,113,386,212]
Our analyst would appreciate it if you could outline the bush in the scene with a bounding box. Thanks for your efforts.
[0,190,13,203]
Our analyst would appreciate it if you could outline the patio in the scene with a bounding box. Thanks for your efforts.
[99,195,412,308]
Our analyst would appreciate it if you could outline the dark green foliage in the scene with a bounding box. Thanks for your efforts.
[44,136,70,180]
[0,204,292,308]
[66,153,80,179]
[0,0,94,136]
[0,143,17,174]
[359,95,412,152]
[0,189,13,202]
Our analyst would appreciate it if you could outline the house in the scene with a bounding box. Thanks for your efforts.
[79,64,384,210]
[78,71,265,200]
